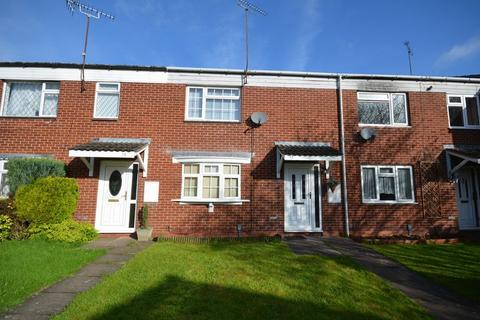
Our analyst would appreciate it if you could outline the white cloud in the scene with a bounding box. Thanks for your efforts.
[288,0,321,71]
[435,36,480,68]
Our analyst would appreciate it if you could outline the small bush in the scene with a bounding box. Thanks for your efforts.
[16,177,79,224]
[0,215,13,241]
[28,219,98,243]
[141,205,149,229]
[0,199,28,240]
[6,158,66,195]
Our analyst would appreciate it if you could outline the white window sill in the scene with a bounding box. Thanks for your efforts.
[0,115,56,119]
[362,201,418,205]
[448,126,480,130]
[358,124,411,128]
[93,117,119,121]
[184,119,241,123]
[171,199,250,205]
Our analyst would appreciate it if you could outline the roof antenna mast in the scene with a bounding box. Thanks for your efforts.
[66,0,115,92]
[237,0,266,85]
[404,41,413,75]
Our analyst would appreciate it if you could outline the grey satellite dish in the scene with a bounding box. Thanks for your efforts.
[250,112,268,125]
[359,127,377,141]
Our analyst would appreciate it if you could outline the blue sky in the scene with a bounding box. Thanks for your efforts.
[0,0,479,76]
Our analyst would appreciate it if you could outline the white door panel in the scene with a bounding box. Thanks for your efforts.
[96,161,134,232]
[456,169,478,230]
[284,164,317,232]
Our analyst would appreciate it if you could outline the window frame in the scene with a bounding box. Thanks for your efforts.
[184,86,241,123]
[0,159,8,199]
[93,82,121,120]
[447,94,480,129]
[357,92,409,127]
[360,165,415,204]
[180,163,241,202]
[0,81,60,118]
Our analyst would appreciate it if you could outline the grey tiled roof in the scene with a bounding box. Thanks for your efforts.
[69,141,147,153]
[277,144,341,157]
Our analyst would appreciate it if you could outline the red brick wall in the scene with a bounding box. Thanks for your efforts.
[0,80,342,237]
[343,90,480,238]
[0,78,477,238]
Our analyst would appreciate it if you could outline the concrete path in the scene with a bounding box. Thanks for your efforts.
[285,236,480,320]
[1,237,152,320]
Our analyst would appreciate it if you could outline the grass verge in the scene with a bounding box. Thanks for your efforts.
[0,240,105,312]
[369,243,480,303]
[57,240,429,320]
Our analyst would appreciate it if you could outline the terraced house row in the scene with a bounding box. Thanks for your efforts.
[0,62,479,238]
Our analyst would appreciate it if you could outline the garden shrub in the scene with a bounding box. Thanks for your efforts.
[16,177,79,224]
[0,199,28,240]
[0,215,13,241]
[6,158,66,195]
[28,219,98,243]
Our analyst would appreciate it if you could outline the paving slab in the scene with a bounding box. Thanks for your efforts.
[1,238,152,320]
[75,263,120,277]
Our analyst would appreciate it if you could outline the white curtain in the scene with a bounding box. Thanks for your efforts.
[398,168,413,200]
[362,168,376,199]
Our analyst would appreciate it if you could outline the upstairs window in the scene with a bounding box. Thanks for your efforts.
[447,95,480,128]
[361,165,414,203]
[186,87,241,122]
[357,92,408,126]
[1,82,59,117]
[94,83,120,119]
[181,163,241,201]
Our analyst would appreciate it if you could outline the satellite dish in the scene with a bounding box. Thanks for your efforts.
[359,127,377,141]
[250,112,268,125]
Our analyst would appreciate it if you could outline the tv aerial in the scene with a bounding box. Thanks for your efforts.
[66,0,115,92]
[237,0,267,85]
[404,41,413,75]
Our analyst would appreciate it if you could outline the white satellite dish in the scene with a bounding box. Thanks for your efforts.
[250,112,268,125]
[359,127,377,141]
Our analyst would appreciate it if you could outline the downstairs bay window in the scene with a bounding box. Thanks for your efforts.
[181,163,241,201]
[361,165,414,203]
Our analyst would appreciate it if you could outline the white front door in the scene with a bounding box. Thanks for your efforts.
[96,161,134,233]
[284,164,319,232]
[456,169,479,230]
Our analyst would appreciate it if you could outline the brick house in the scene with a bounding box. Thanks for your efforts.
[0,62,479,238]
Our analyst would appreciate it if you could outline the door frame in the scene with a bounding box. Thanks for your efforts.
[95,160,138,233]
[283,163,322,232]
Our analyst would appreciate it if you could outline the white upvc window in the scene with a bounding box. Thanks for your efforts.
[185,87,241,122]
[181,163,241,201]
[0,160,9,198]
[94,82,120,119]
[361,165,415,203]
[357,92,408,126]
[1,81,60,117]
[447,95,480,129]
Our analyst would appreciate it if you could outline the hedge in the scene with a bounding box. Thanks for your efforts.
[6,158,66,195]
[16,177,79,224]
[28,219,98,243]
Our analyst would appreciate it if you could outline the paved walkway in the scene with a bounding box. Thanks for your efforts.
[285,236,480,320]
[1,237,152,320]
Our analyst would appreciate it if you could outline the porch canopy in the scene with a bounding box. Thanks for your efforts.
[275,141,342,178]
[445,145,480,177]
[69,138,150,177]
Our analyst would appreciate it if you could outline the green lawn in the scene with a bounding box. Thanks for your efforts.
[0,240,105,312]
[369,243,480,303]
[56,241,429,320]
